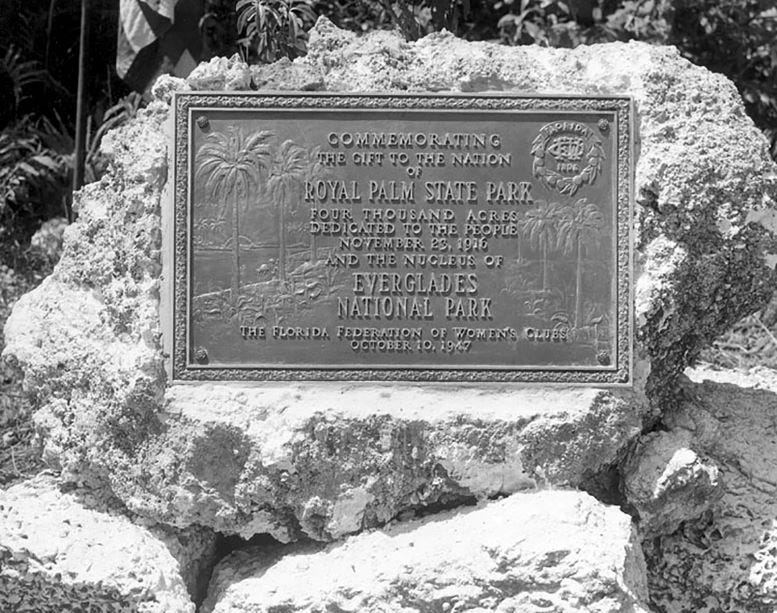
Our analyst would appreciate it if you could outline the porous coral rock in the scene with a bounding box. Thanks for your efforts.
[637,366,777,612]
[622,429,722,536]
[201,490,649,613]
[133,384,638,540]
[0,475,214,612]
[30,216,68,263]
[185,53,252,91]
[249,57,324,90]
[3,19,776,546]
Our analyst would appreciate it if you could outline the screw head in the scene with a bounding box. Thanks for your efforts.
[194,347,209,364]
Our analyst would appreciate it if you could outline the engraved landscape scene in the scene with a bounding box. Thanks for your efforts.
[185,105,621,373]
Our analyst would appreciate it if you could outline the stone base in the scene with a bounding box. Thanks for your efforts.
[202,490,649,613]
[121,382,645,541]
[0,475,216,612]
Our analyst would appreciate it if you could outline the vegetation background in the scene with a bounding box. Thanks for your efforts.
[1,0,777,485]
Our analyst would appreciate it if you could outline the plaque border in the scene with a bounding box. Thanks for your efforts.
[171,92,634,385]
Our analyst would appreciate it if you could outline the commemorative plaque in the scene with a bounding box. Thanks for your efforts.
[171,93,633,383]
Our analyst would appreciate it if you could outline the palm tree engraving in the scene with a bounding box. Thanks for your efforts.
[556,198,605,328]
[267,139,308,281]
[195,127,274,304]
[302,145,324,261]
[520,200,561,291]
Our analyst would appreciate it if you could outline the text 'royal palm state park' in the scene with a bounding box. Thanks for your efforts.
[300,129,589,326]
[177,96,630,380]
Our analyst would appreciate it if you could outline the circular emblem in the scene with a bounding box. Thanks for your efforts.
[531,121,605,197]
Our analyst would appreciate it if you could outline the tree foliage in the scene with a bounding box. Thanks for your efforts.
[670,1,777,149]
[0,0,134,254]
[0,120,68,237]
[237,0,318,62]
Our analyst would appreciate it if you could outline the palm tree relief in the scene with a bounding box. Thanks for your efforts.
[267,140,308,282]
[196,127,274,304]
[519,197,606,334]
[520,200,560,291]
[556,198,604,328]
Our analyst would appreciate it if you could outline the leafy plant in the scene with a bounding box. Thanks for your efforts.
[84,92,144,181]
[497,0,578,47]
[1,45,48,117]
[363,0,472,41]
[236,0,317,63]
[2,92,145,224]
[670,1,777,140]
[605,0,673,43]
[312,0,394,33]
[0,120,68,238]
[0,30,143,245]
[200,0,239,59]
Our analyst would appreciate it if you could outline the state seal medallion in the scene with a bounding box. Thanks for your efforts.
[531,120,605,196]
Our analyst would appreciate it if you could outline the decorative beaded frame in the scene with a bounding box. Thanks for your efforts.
[170,92,634,384]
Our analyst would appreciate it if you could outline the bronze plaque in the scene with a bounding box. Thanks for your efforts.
[171,93,633,383]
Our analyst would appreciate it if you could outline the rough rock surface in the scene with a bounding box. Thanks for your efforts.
[202,490,649,613]
[622,366,777,612]
[3,19,776,543]
[621,429,722,537]
[145,385,640,540]
[0,475,215,612]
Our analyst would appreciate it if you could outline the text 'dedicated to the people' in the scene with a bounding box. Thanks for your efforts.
[171,93,634,383]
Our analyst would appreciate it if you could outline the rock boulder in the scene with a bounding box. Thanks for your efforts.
[202,490,649,613]
[3,19,776,543]
[625,367,777,612]
[0,475,216,612]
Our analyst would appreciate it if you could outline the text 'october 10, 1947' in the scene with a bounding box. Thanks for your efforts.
[172,93,634,384]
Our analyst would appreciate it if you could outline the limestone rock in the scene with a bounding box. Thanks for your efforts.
[4,20,776,541]
[622,429,722,536]
[202,490,649,613]
[157,523,221,606]
[632,367,777,612]
[30,216,68,263]
[249,57,324,90]
[128,385,641,540]
[150,74,190,104]
[185,53,252,91]
[0,475,213,612]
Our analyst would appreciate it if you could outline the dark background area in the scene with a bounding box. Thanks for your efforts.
[0,0,129,131]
